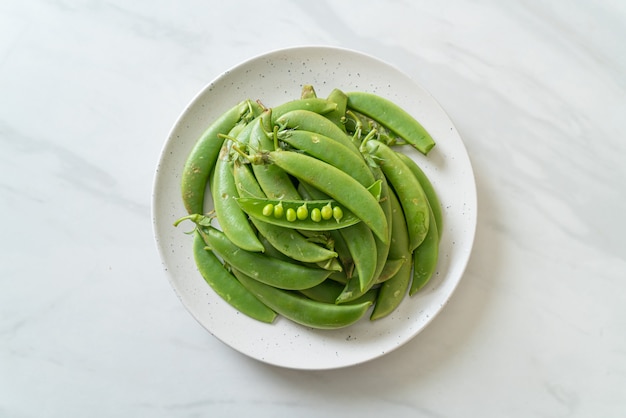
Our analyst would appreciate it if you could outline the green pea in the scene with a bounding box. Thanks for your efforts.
[311,207,322,222]
[321,203,333,220]
[286,207,297,222]
[296,204,308,220]
[262,203,274,217]
[333,206,344,222]
[273,202,284,218]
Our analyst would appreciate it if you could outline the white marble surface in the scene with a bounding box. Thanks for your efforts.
[1,1,625,416]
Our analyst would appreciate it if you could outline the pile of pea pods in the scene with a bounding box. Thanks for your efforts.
[174,85,442,330]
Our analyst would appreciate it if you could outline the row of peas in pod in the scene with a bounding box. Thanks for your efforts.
[175,84,442,329]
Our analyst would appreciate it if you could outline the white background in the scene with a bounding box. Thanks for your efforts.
[1,1,625,417]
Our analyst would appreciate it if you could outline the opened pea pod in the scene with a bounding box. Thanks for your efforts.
[235,179,383,231]
[236,197,357,231]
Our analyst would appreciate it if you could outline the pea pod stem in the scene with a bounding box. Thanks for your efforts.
[324,88,349,132]
[300,84,317,99]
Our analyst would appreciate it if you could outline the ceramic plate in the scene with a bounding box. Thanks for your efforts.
[152,46,476,370]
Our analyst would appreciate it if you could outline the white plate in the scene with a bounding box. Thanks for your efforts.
[152,46,476,370]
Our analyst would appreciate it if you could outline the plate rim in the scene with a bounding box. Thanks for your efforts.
[151,45,478,370]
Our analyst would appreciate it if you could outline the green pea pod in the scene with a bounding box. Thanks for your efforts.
[299,279,378,306]
[275,109,360,156]
[346,91,436,155]
[314,257,343,272]
[410,204,439,295]
[297,182,355,276]
[202,225,331,290]
[249,117,301,200]
[278,130,375,187]
[328,269,348,285]
[324,88,348,132]
[370,189,412,320]
[297,177,383,203]
[338,221,377,294]
[269,149,389,245]
[192,230,277,323]
[374,258,407,284]
[329,230,354,278]
[236,197,360,231]
[363,140,429,251]
[395,152,443,239]
[233,270,373,330]
[232,161,338,263]
[181,100,260,214]
[271,98,337,125]
[370,166,393,282]
[210,142,264,252]
[370,257,412,320]
[257,234,293,262]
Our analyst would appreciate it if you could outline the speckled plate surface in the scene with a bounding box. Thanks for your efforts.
[152,46,476,370]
